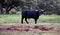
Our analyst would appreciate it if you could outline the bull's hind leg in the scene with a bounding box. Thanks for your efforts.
[35,19,37,24]
[25,18,29,24]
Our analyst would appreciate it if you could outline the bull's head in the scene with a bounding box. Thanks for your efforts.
[38,9,45,15]
[40,9,45,13]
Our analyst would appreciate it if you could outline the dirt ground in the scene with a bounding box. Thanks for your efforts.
[0,24,60,35]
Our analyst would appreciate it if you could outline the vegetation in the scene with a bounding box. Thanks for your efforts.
[0,0,60,15]
[0,14,60,25]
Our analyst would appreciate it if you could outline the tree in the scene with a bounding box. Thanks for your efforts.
[0,0,5,14]
[0,0,25,14]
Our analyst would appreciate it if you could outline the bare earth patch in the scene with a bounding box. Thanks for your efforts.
[0,24,60,35]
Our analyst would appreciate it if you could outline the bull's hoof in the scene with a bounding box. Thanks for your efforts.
[27,23,29,24]
[35,23,37,24]
[21,23,23,24]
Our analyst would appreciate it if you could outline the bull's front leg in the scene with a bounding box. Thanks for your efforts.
[25,18,29,24]
[35,19,37,24]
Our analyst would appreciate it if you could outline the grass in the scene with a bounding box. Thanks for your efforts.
[0,14,60,25]
[0,14,60,28]
[39,15,60,23]
[0,14,20,25]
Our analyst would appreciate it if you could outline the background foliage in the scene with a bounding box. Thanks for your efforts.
[0,0,60,15]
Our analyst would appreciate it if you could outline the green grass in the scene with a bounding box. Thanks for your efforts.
[39,15,60,23]
[0,14,21,25]
[0,14,60,25]
[0,14,60,28]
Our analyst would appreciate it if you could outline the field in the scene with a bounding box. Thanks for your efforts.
[0,14,60,24]
[0,14,60,35]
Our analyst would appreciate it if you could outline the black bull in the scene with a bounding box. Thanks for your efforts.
[21,10,45,24]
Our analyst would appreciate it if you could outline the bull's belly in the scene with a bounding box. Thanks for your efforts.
[24,16,38,19]
[22,15,39,19]
[25,17,34,18]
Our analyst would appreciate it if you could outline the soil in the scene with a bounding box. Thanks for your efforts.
[0,25,60,35]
